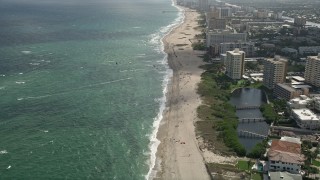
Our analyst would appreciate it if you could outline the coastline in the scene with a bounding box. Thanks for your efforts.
[152,5,210,179]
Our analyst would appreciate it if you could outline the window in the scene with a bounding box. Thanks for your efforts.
[271,161,275,164]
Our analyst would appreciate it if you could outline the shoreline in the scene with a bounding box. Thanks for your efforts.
[152,5,210,179]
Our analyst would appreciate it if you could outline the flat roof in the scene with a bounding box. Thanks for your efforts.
[250,73,263,77]
[292,76,305,82]
[276,83,295,92]
[269,172,302,180]
[291,84,311,89]
[280,136,301,144]
[292,108,319,121]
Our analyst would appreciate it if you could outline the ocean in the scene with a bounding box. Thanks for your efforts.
[0,0,182,179]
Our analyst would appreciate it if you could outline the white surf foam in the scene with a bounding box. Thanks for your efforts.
[21,51,32,54]
[0,150,8,154]
[146,1,184,179]
[15,81,25,84]
[149,1,185,54]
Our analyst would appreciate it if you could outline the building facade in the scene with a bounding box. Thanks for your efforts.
[206,30,247,47]
[292,108,320,130]
[305,54,320,87]
[225,49,245,80]
[268,140,304,174]
[263,56,287,89]
[198,0,208,11]
[208,18,226,30]
[274,83,309,101]
[220,42,255,57]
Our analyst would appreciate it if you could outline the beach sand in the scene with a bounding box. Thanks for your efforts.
[152,7,210,180]
[151,5,240,179]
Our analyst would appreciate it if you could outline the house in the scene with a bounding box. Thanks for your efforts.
[268,139,305,174]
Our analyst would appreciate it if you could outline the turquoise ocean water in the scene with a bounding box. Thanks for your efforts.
[0,0,182,179]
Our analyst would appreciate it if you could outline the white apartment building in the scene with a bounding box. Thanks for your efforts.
[219,42,255,57]
[225,49,245,80]
[292,108,320,130]
[305,54,320,87]
[206,30,247,47]
[263,56,287,89]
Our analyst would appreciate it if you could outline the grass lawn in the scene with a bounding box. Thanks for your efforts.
[312,159,320,167]
[251,172,263,180]
[236,160,254,171]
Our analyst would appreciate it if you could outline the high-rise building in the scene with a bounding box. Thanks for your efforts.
[305,54,320,87]
[219,7,231,18]
[198,0,208,11]
[263,56,288,89]
[208,18,226,30]
[225,49,245,80]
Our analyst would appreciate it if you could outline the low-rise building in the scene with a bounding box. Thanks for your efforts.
[250,73,263,82]
[292,108,320,130]
[274,83,310,100]
[287,95,312,109]
[314,96,320,112]
[281,47,298,57]
[268,139,304,174]
[298,46,320,55]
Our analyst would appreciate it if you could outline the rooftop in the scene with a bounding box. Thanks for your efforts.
[268,150,305,165]
[227,48,245,55]
[269,171,302,180]
[276,83,295,92]
[270,140,301,154]
[291,76,305,82]
[291,84,311,89]
[280,136,301,144]
[268,140,304,165]
[292,108,319,121]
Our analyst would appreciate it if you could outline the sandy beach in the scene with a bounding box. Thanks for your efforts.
[152,6,210,180]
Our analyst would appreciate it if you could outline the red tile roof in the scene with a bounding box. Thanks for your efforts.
[268,139,305,165]
[270,140,301,154]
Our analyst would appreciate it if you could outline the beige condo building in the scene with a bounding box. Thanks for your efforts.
[305,54,320,87]
[225,49,245,80]
[263,56,288,89]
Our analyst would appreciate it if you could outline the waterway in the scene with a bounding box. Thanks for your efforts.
[230,88,270,152]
